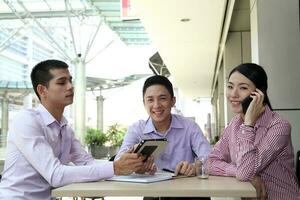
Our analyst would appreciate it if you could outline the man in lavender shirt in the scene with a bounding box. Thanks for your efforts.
[0,60,147,200]
[116,75,211,200]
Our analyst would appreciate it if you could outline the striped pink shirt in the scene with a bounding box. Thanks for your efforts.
[208,106,300,200]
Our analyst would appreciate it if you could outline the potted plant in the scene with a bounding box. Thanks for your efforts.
[84,128,107,159]
[106,123,127,157]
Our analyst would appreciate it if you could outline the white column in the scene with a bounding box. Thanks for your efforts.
[223,31,251,125]
[23,29,33,109]
[1,95,9,147]
[250,0,300,108]
[74,55,86,143]
[23,93,32,109]
[250,0,300,154]
[96,95,104,131]
[217,65,225,134]
[206,113,212,143]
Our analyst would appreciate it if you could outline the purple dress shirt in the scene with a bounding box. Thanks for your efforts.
[0,105,114,200]
[116,114,211,171]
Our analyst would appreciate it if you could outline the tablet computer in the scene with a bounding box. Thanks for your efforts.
[134,138,168,161]
[107,172,172,183]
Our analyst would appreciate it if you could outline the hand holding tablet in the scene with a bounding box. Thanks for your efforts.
[134,138,168,161]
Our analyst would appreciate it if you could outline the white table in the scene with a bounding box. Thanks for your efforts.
[52,176,256,198]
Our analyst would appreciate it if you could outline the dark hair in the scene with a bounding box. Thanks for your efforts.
[30,59,69,100]
[228,63,272,110]
[142,75,174,98]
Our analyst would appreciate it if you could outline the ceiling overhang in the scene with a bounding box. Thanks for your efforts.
[131,0,228,98]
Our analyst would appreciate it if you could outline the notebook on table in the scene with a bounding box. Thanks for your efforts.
[107,172,173,183]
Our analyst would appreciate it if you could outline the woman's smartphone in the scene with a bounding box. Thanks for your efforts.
[241,90,267,114]
[241,96,252,114]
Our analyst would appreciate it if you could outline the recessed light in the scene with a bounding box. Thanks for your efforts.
[180,18,190,22]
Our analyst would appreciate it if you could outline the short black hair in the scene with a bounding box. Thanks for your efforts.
[228,63,272,110]
[30,59,69,100]
[142,75,174,98]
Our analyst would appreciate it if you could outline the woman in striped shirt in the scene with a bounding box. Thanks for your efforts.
[208,63,300,200]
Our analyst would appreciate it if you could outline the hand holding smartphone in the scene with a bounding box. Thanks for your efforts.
[241,89,266,114]
[241,96,253,114]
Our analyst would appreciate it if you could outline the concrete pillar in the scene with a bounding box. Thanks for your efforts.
[250,0,300,154]
[23,93,32,109]
[96,95,104,131]
[206,113,212,143]
[211,83,218,139]
[74,55,86,143]
[223,31,251,125]
[217,65,225,134]
[27,29,33,80]
[23,29,33,109]
[1,95,9,147]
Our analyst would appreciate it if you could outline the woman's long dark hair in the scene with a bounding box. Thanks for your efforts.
[228,63,273,110]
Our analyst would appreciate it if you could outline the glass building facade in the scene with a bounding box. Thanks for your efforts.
[0,26,70,149]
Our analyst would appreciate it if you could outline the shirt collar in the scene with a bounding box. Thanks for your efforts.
[36,104,68,127]
[142,114,184,135]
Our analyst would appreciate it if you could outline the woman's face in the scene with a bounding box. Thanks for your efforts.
[226,71,256,114]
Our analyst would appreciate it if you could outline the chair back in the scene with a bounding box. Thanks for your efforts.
[109,154,116,161]
[297,150,300,185]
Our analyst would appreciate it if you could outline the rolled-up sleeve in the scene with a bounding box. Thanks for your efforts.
[208,126,237,177]
[11,112,114,188]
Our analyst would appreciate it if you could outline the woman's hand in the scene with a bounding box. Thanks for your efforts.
[244,89,265,126]
[250,176,267,200]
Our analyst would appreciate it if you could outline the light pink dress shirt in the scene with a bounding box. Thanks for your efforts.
[208,106,300,200]
[0,105,114,200]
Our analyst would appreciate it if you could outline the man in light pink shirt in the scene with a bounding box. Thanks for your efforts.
[0,60,148,200]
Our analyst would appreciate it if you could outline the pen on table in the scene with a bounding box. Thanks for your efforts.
[162,168,175,173]
[162,168,188,179]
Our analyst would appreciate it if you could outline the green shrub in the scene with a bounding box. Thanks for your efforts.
[84,128,107,146]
